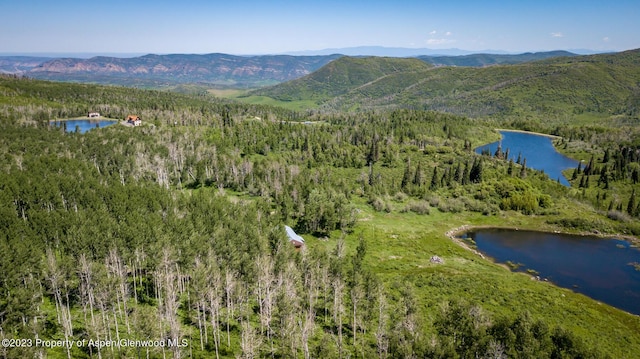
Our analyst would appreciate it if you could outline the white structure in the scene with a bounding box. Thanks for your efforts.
[285,225,305,248]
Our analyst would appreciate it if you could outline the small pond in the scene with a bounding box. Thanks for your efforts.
[475,130,579,186]
[462,228,640,315]
[51,119,118,134]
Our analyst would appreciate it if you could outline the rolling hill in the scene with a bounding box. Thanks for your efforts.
[249,56,433,102]
[252,49,640,119]
[418,50,577,67]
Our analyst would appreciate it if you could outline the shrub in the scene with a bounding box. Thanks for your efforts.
[370,196,392,213]
[393,191,408,202]
[607,210,630,222]
[407,200,431,215]
[437,197,465,213]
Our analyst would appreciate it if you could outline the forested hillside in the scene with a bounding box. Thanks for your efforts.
[418,51,577,67]
[25,54,342,88]
[1,75,640,358]
[251,49,640,120]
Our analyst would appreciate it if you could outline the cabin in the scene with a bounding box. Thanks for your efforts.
[284,225,305,248]
[127,115,141,126]
[88,112,100,118]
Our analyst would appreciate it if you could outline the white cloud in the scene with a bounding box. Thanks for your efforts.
[550,32,564,38]
[445,31,452,36]
[603,37,610,42]
[429,30,437,35]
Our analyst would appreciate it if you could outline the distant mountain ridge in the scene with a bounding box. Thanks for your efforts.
[283,46,609,56]
[0,56,54,74]
[418,51,577,67]
[0,49,593,88]
[26,53,342,88]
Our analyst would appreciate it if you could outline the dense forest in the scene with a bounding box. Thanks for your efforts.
[250,49,640,121]
[1,74,640,358]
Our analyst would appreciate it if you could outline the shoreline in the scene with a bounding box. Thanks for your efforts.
[446,224,640,317]
[49,117,120,122]
[446,225,640,256]
[494,128,562,139]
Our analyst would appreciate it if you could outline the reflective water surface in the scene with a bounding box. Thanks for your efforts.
[463,228,640,315]
[475,131,579,186]
[51,119,118,134]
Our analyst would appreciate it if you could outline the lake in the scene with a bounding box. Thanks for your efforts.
[462,228,640,315]
[51,119,118,134]
[475,130,579,186]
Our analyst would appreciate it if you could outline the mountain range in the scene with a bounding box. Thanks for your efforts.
[23,53,343,88]
[1,50,583,88]
[251,49,640,119]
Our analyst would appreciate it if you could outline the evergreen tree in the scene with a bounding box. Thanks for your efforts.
[430,166,439,190]
[462,161,471,185]
[494,145,503,159]
[401,158,412,190]
[470,158,483,183]
[584,156,595,176]
[571,163,582,180]
[520,158,527,178]
[454,162,463,183]
[413,162,423,187]
[627,189,636,216]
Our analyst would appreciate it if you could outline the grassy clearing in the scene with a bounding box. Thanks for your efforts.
[306,196,640,357]
[206,88,248,98]
[234,95,320,111]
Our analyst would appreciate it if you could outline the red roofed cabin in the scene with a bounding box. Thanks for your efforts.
[127,115,141,126]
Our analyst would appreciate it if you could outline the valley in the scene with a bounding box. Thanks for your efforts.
[1,48,640,358]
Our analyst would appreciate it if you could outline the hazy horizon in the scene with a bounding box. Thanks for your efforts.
[0,47,618,59]
[2,1,638,55]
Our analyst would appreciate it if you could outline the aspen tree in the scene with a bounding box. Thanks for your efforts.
[224,269,238,347]
[156,247,182,358]
[375,287,389,359]
[206,258,223,359]
[78,254,98,343]
[239,320,262,359]
[106,248,130,334]
[45,249,73,359]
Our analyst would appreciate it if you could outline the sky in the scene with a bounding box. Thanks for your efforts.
[1,0,639,55]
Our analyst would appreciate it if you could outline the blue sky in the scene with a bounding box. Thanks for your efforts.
[1,0,638,55]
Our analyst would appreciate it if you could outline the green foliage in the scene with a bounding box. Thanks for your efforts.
[0,75,638,358]
[253,50,640,121]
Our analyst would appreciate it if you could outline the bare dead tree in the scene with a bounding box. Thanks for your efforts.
[156,247,182,359]
[239,320,262,359]
[224,269,238,348]
[255,253,275,339]
[45,248,73,359]
[190,257,208,352]
[77,253,102,359]
[375,287,389,359]
[106,248,131,335]
[332,276,345,359]
[206,254,223,359]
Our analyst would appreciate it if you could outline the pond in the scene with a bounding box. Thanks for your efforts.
[475,130,579,186]
[462,228,640,315]
[51,119,118,134]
